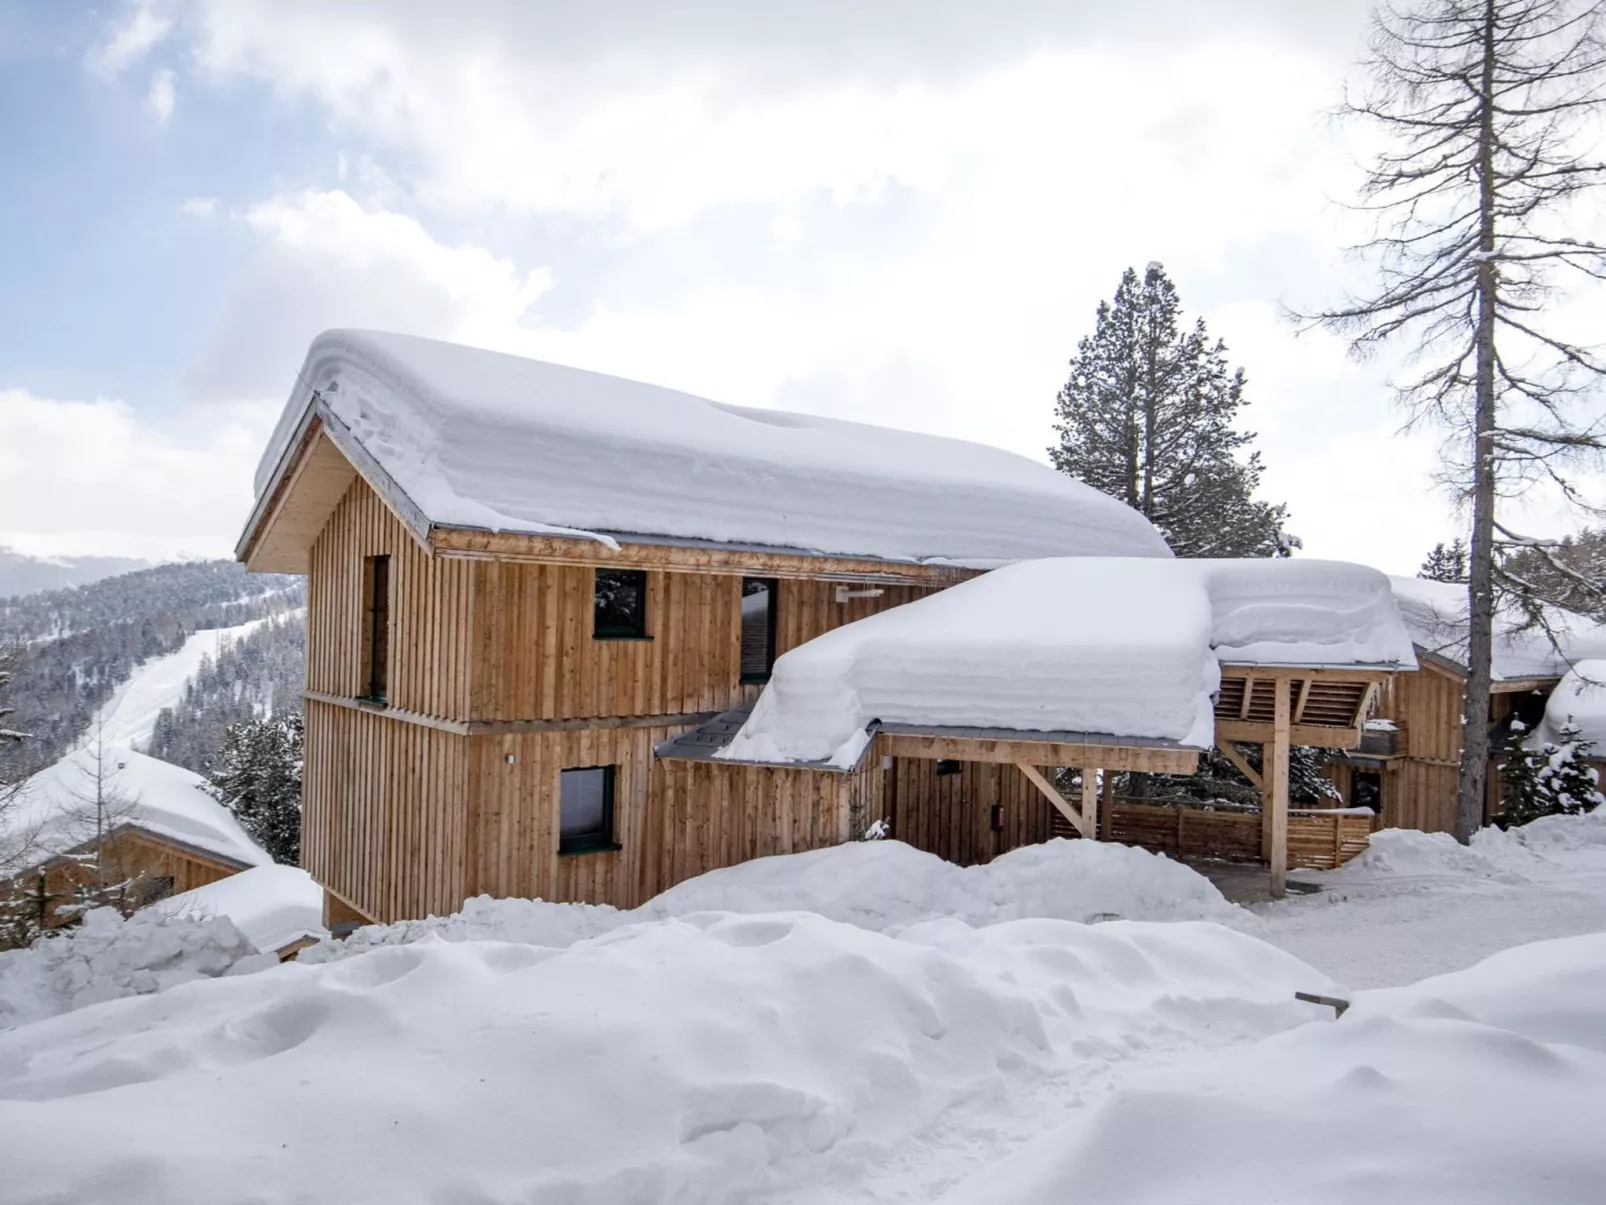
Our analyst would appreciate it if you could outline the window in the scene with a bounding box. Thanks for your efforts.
[594,569,648,639]
[936,759,962,777]
[1351,771,1382,814]
[559,766,618,855]
[740,578,778,682]
[362,555,391,702]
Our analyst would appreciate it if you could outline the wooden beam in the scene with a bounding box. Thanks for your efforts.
[1219,665,1397,685]
[1239,675,1255,720]
[1015,761,1087,836]
[1217,741,1263,792]
[1101,770,1116,840]
[1081,769,1099,839]
[1292,678,1310,723]
[1353,681,1379,727]
[1266,676,1292,899]
[1216,719,1360,750]
[883,733,1198,774]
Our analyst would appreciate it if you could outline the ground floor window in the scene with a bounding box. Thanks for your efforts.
[1351,770,1382,813]
[559,765,619,854]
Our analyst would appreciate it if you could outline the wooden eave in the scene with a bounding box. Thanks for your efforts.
[16,822,255,880]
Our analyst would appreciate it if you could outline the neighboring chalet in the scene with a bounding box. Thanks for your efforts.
[1327,577,1606,830]
[240,330,1415,925]
[2,749,271,937]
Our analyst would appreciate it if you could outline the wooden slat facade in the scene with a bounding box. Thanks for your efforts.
[885,757,1054,866]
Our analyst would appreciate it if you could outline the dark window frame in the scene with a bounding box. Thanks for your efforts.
[740,577,779,684]
[558,765,621,856]
[362,554,392,704]
[593,569,650,641]
[936,759,963,777]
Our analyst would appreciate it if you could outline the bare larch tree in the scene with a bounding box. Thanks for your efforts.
[1308,0,1606,840]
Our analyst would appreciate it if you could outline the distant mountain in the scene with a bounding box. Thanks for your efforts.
[0,547,152,599]
[0,560,304,779]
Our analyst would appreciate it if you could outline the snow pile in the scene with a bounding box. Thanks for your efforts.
[0,913,1329,1204]
[722,557,1414,765]
[156,864,327,955]
[0,907,272,1030]
[305,839,1243,963]
[256,330,1172,564]
[4,748,270,873]
[1532,658,1606,748]
[1390,575,1606,680]
[944,932,1606,1205]
[1331,826,1546,883]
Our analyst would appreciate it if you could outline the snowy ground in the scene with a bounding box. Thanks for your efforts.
[0,821,1601,1204]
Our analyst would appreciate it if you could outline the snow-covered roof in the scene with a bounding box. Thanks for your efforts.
[1531,660,1606,751]
[249,330,1172,566]
[156,864,327,955]
[719,558,1416,766]
[1389,576,1606,682]
[5,749,272,874]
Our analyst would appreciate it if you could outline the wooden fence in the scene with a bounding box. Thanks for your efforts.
[1056,800,1373,871]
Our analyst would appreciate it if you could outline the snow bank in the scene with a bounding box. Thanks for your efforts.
[155,864,327,955]
[305,839,1242,963]
[0,907,272,1030]
[1532,658,1606,748]
[4,748,270,873]
[257,329,1172,565]
[722,558,1414,765]
[1320,812,1606,887]
[0,912,1329,1204]
[1390,575,1606,680]
[944,932,1606,1205]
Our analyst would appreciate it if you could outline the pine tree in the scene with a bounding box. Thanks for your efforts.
[205,714,303,864]
[1419,539,1470,583]
[1500,717,1605,826]
[1050,263,1291,558]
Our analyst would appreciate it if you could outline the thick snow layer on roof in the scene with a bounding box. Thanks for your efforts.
[5,749,270,872]
[256,330,1172,564]
[720,558,1415,766]
[1389,575,1606,680]
[156,864,326,955]
[1531,659,1606,749]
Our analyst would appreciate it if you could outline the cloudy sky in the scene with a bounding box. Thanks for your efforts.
[2,0,1595,571]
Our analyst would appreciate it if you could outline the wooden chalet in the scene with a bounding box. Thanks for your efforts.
[242,331,1418,927]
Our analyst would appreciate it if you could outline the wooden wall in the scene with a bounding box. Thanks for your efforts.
[302,698,470,922]
[886,757,1053,866]
[307,479,475,718]
[1371,661,1468,833]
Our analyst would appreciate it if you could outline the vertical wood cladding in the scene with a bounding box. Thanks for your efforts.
[887,757,1054,866]
[1372,662,1466,833]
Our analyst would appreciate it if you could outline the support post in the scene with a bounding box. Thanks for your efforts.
[1101,770,1116,840]
[1081,769,1098,839]
[1266,676,1291,898]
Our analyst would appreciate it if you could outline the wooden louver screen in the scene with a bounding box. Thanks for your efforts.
[1214,676,1370,728]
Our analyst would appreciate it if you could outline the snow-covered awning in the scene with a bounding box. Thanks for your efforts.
[716,558,1417,768]
[156,864,327,956]
[241,330,1172,572]
[1389,576,1606,683]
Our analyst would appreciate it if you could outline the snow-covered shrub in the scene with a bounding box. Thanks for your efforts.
[0,905,274,1029]
[1500,717,1604,828]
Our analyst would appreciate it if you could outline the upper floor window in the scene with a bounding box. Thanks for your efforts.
[559,765,618,855]
[741,578,778,682]
[594,569,648,639]
[362,554,391,702]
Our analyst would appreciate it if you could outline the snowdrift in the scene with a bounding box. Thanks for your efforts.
[0,908,273,1030]
[1321,811,1606,885]
[304,838,1243,963]
[942,932,1606,1205]
[1532,658,1606,748]
[0,913,1329,1205]
[155,863,327,955]
[256,329,1172,564]
[722,558,1416,765]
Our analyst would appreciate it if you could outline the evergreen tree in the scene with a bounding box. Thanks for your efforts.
[1419,539,1470,584]
[205,714,303,864]
[1500,717,1604,827]
[1050,263,1291,558]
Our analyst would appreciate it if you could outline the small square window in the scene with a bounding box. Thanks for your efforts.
[594,569,648,639]
[560,766,618,855]
[936,759,962,777]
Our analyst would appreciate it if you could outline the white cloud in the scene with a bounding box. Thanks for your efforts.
[0,389,278,561]
[86,1,173,77]
[181,196,218,218]
[145,67,176,124]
